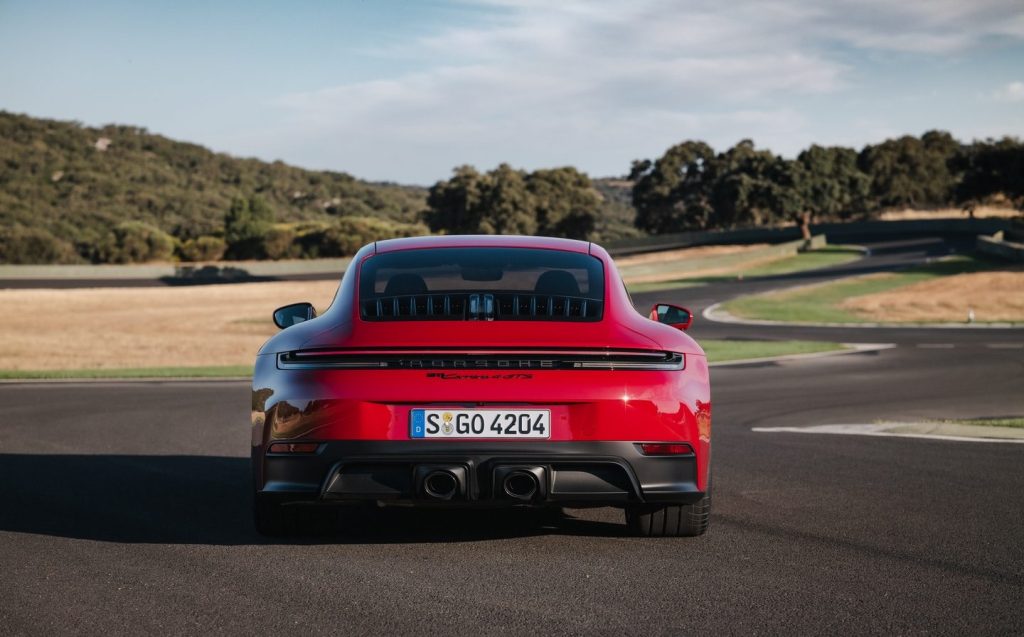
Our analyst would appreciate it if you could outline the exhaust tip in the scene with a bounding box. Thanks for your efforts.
[503,471,539,501]
[423,471,459,500]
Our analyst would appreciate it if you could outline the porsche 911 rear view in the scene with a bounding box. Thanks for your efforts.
[252,235,711,537]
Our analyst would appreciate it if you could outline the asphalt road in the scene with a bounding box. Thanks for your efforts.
[1,238,1022,635]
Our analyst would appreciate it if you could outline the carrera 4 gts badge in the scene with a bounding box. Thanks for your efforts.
[426,372,533,380]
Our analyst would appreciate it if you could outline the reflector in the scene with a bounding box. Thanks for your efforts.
[268,442,319,454]
[639,443,693,456]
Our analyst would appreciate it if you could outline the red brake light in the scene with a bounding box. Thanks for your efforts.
[268,442,319,454]
[639,443,693,456]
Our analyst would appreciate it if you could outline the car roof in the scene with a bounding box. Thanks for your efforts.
[374,234,592,254]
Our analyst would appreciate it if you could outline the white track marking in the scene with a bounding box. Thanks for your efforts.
[986,343,1024,349]
[703,301,1023,329]
[708,343,894,367]
[752,423,1024,444]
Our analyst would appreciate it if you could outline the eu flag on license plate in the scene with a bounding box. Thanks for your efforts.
[410,410,425,438]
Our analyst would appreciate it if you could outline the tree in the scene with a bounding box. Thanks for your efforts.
[797,145,871,221]
[526,167,599,239]
[952,137,1024,210]
[475,164,537,235]
[709,140,778,228]
[425,164,599,238]
[858,131,959,209]
[424,166,485,234]
[708,142,809,235]
[631,141,716,233]
[224,196,274,259]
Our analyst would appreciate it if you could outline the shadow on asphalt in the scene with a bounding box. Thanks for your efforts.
[0,454,627,545]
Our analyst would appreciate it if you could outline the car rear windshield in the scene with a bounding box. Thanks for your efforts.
[359,247,605,321]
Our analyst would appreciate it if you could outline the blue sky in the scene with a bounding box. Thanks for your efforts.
[2,0,1023,184]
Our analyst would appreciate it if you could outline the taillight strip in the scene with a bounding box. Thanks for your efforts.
[277,349,685,371]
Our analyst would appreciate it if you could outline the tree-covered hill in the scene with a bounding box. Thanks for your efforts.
[2,110,1020,265]
[0,111,429,263]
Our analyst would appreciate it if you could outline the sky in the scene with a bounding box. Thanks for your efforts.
[1,0,1023,185]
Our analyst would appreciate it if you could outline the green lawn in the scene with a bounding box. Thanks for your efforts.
[722,254,997,324]
[737,246,864,277]
[627,246,863,294]
[700,339,847,363]
[0,365,253,380]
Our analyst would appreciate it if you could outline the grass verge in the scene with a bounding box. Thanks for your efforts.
[721,254,1000,324]
[700,339,847,363]
[0,365,253,380]
[940,417,1024,429]
[627,246,863,293]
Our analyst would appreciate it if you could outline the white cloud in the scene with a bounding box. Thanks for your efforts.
[992,81,1024,102]
[242,0,1024,183]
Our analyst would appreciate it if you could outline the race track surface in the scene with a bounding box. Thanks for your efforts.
[1,238,1022,635]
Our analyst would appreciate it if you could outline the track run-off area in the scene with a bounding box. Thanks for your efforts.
[1,237,1022,635]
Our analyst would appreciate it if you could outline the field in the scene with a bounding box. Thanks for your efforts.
[722,255,1024,324]
[0,281,336,371]
[0,270,848,376]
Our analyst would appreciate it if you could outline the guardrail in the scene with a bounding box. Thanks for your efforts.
[976,232,1024,262]
[605,218,1015,256]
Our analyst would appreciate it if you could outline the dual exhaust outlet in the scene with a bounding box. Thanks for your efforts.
[415,464,546,502]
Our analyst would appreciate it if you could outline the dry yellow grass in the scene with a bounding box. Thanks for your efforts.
[621,255,788,284]
[614,243,769,267]
[878,206,1020,221]
[616,243,790,284]
[0,281,338,370]
[840,270,1024,322]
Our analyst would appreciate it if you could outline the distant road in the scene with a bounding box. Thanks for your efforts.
[1,236,1022,634]
[0,271,340,289]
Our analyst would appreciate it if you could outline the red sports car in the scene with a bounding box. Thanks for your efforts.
[251,235,711,537]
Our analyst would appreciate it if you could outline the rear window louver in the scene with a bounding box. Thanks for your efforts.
[360,293,603,322]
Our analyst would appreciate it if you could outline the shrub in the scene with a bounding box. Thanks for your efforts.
[263,226,298,260]
[178,235,226,262]
[0,226,81,264]
[96,221,176,263]
[297,217,428,258]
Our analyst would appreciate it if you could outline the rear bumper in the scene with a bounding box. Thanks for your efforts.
[254,440,704,508]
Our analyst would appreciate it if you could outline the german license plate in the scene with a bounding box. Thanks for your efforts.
[410,409,550,439]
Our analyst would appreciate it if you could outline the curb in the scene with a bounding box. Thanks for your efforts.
[703,301,1024,330]
[752,422,1024,444]
[708,342,894,367]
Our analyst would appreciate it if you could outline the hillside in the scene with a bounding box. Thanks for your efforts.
[0,111,429,263]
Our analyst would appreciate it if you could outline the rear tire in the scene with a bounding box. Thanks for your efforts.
[626,491,711,537]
